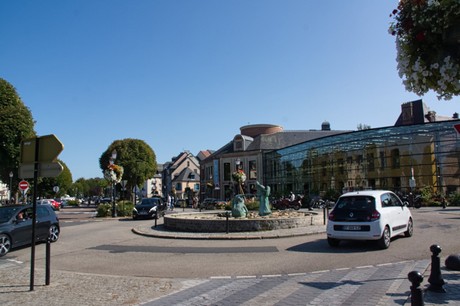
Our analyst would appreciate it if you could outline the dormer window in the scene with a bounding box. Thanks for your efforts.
[235,140,243,150]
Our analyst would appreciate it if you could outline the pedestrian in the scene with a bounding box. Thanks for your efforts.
[167,194,172,211]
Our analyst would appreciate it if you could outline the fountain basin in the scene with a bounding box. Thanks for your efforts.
[163,211,319,233]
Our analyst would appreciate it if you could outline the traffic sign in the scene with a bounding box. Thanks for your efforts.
[454,124,460,134]
[19,180,29,191]
[19,162,64,179]
[21,134,64,164]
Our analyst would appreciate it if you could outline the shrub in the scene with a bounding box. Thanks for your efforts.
[96,203,112,217]
[67,200,79,207]
[96,201,134,217]
[448,192,460,206]
[245,200,260,211]
[117,201,134,217]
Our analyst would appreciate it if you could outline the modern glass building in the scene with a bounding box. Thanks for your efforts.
[264,120,460,197]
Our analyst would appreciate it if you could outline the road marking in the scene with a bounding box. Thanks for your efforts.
[262,274,282,278]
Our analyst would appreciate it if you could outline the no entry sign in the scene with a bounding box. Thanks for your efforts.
[19,180,29,191]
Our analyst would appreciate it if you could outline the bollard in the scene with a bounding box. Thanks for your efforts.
[226,211,230,234]
[408,271,424,306]
[427,244,446,292]
[45,237,51,286]
[323,206,326,225]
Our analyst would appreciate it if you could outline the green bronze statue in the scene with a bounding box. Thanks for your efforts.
[231,194,249,218]
[256,181,272,216]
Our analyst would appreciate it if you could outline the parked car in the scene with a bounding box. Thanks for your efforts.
[37,199,61,211]
[326,190,413,249]
[132,197,167,220]
[0,204,60,257]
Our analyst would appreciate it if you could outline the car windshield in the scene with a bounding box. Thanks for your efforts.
[0,206,21,223]
[138,198,161,206]
[335,196,376,212]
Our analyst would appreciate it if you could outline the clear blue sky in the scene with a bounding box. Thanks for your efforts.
[1,1,458,180]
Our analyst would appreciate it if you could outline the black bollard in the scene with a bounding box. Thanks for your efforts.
[226,211,230,234]
[427,244,446,292]
[408,271,424,306]
[45,237,51,286]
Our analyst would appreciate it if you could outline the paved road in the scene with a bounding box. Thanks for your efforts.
[1,207,460,305]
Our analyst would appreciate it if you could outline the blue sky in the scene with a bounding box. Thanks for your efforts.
[1,1,458,180]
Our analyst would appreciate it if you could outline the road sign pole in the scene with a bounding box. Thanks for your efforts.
[30,137,39,291]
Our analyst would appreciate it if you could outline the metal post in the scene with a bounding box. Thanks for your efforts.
[408,271,424,306]
[45,238,51,285]
[226,211,230,234]
[428,244,446,292]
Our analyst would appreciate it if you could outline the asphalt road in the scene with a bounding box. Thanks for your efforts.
[3,207,460,280]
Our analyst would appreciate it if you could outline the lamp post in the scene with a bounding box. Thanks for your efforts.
[9,171,13,204]
[110,149,117,217]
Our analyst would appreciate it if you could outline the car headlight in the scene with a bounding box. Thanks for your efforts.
[149,206,157,213]
[133,208,138,213]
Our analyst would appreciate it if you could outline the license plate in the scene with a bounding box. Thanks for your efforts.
[139,211,148,215]
[343,225,361,231]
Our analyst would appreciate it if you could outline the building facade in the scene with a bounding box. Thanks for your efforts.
[264,120,460,197]
[200,101,459,201]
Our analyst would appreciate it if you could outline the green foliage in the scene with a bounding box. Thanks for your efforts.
[96,203,112,217]
[67,200,79,206]
[38,159,72,198]
[0,78,36,192]
[117,201,134,217]
[96,201,133,217]
[448,193,460,206]
[99,139,157,197]
[245,200,260,211]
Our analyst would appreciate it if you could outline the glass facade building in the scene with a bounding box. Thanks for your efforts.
[264,121,460,197]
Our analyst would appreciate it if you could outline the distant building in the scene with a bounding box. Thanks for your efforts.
[162,151,200,201]
[200,123,349,201]
[200,100,459,200]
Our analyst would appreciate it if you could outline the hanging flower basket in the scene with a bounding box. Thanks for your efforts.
[232,170,246,184]
[389,0,460,100]
[104,164,124,183]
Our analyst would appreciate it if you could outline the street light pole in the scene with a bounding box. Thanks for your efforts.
[110,150,117,217]
[9,171,13,204]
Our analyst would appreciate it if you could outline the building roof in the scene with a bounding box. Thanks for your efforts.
[172,167,200,182]
[247,130,348,151]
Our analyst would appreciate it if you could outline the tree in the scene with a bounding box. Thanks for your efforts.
[357,123,371,131]
[99,139,157,198]
[0,78,36,194]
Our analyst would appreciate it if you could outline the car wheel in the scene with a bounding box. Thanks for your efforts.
[327,237,340,247]
[0,234,12,257]
[378,226,391,249]
[294,204,301,210]
[404,218,413,237]
[48,225,60,242]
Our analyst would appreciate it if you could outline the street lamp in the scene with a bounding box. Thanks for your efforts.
[9,171,13,204]
[110,149,117,217]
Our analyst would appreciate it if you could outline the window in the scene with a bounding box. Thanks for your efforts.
[194,183,200,191]
[379,151,386,170]
[391,149,400,168]
[367,153,375,171]
[224,163,231,181]
[249,160,257,179]
[175,183,182,191]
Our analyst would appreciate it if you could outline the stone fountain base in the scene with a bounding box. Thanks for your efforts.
[163,211,320,233]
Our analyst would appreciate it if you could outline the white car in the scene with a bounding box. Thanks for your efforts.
[326,190,413,249]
